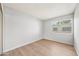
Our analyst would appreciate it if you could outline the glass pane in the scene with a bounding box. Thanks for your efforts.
[53,27,58,31]
[62,27,71,32]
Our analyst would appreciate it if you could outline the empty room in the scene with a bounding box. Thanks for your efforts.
[0,3,79,56]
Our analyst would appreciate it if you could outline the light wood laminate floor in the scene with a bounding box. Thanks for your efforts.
[3,39,77,56]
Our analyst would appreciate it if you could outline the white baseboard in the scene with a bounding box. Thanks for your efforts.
[3,38,73,53]
[3,39,41,53]
[44,38,73,46]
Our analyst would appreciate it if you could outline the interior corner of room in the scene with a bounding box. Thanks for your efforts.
[0,3,79,56]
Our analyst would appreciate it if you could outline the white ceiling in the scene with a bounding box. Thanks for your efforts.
[3,3,76,20]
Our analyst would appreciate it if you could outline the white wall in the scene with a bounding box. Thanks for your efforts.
[74,4,79,55]
[3,6,42,52]
[43,14,74,45]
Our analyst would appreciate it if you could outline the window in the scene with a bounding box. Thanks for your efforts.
[52,20,72,33]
